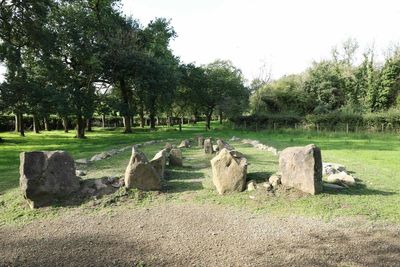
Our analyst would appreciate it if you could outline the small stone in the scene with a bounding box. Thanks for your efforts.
[230,136,240,141]
[75,158,89,164]
[165,143,173,153]
[268,174,281,188]
[76,170,86,176]
[204,138,214,154]
[262,182,272,191]
[247,180,257,191]
[178,139,190,148]
[323,183,345,190]
[327,171,356,186]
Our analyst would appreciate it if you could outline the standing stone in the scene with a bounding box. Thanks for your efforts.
[210,148,248,194]
[279,144,323,195]
[216,139,233,151]
[124,147,161,191]
[150,149,167,178]
[178,139,190,148]
[204,138,214,154]
[165,142,173,153]
[169,148,183,167]
[197,136,205,148]
[19,151,80,209]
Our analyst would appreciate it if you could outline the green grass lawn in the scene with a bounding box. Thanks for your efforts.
[1,122,400,225]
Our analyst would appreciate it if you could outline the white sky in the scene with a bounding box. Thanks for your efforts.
[1,0,400,82]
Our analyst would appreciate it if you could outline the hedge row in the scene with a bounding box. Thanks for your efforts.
[231,111,400,131]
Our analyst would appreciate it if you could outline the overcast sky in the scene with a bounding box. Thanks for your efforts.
[1,0,400,82]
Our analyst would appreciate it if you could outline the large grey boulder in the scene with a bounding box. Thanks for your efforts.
[19,151,80,209]
[150,149,167,178]
[204,138,214,154]
[169,148,183,167]
[210,148,248,194]
[279,144,323,195]
[124,147,161,191]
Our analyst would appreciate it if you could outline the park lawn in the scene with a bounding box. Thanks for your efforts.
[1,122,400,225]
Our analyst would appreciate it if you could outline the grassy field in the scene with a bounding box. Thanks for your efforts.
[1,122,400,225]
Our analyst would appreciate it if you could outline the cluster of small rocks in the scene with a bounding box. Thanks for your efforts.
[323,163,356,188]
[75,139,173,165]
[228,136,279,156]
[246,174,282,193]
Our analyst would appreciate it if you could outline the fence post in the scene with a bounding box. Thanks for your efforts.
[381,123,384,132]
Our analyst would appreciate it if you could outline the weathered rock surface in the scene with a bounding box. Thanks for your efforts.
[76,170,86,177]
[230,136,240,141]
[20,151,80,208]
[216,139,234,151]
[75,158,89,164]
[124,148,161,191]
[204,138,214,154]
[279,144,323,195]
[213,145,219,152]
[90,152,110,162]
[169,148,183,167]
[197,136,205,148]
[165,142,173,153]
[178,139,190,148]
[268,174,281,188]
[247,180,257,191]
[210,148,248,194]
[150,149,167,178]
[327,171,356,187]
[323,162,347,176]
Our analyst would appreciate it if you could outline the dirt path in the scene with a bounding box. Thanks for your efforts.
[1,203,400,267]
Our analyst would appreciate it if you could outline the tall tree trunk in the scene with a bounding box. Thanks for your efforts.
[86,118,93,132]
[119,78,132,133]
[101,114,106,128]
[219,111,223,124]
[33,115,40,133]
[178,120,182,131]
[62,117,69,133]
[19,113,25,137]
[167,116,172,127]
[15,114,20,132]
[75,115,85,138]
[206,108,213,130]
[44,116,50,131]
[149,112,156,130]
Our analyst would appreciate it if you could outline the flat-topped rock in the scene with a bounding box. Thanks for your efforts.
[279,144,323,195]
[20,151,80,209]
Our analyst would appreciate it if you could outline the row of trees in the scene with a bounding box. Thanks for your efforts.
[0,0,248,138]
[250,39,400,117]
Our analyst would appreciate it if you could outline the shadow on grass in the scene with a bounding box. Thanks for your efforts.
[323,179,396,196]
[247,171,274,183]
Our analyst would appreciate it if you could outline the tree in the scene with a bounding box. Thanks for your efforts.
[134,18,179,130]
[0,0,54,136]
[200,60,247,130]
[303,60,346,113]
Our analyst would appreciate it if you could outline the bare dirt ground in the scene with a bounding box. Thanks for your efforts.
[1,203,400,267]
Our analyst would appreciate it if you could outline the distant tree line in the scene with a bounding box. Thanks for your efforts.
[246,39,400,131]
[0,0,249,138]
